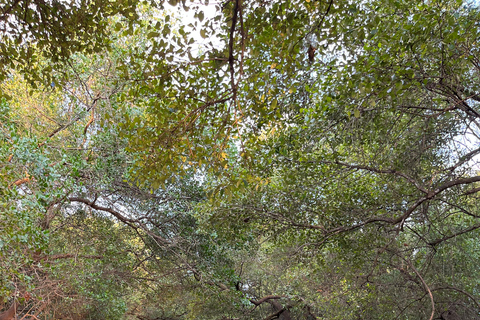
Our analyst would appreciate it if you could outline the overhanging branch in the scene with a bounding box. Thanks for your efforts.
[250,295,284,306]
[68,196,169,244]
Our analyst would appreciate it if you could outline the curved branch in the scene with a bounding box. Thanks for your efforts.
[250,295,284,306]
[407,260,434,320]
[69,197,137,225]
[286,175,480,238]
[439,199,480,219]
[432,286,480,311]
[83,107,95,135]
[67,197,169,244]
[0,0,21,22]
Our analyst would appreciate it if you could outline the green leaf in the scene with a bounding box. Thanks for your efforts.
[271,99,277,109]
[147,31,159,38]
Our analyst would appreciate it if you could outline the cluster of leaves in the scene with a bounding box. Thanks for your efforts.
[0,0,146,86]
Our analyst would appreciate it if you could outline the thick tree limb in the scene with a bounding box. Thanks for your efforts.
[266,300,292,320]
[250,295,284,306]
[69,197,136,224]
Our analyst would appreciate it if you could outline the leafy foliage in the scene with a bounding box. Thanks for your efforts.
[2,0,480,319]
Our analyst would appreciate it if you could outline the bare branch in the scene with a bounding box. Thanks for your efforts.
[68,197,169,244]
[407,260,434,320]
[46,94,101,139]
[250,295,284,306]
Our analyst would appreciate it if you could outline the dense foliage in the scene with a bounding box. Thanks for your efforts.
[1,0,480,319]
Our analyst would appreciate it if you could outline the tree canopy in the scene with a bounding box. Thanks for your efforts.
[1,0,480,319]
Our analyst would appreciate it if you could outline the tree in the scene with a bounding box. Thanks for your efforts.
[0,0,144,86]
[2,0,480,319]
[200,0,480,318]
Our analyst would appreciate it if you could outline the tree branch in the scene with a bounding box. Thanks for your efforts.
[428,222,480,246]
[287,175,480,237]
[250,295,284,306]
[431,286,480,311]
[35,254,103,262]
[333,160,428,194]
[407,260,434,320]
[228,0,240,99]
[68,197,169,244]
[45,94,101,141]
